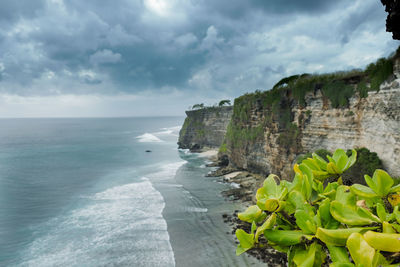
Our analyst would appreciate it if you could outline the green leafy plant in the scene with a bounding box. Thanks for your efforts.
[218,99,231,106]
[235,148,400,266]
[192,103,205,109]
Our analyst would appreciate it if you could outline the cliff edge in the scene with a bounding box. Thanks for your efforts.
[178,53,400,180]
[178,106,233,151]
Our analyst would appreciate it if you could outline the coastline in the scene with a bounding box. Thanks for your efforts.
[202,149,288,266]
[153,148,264,267]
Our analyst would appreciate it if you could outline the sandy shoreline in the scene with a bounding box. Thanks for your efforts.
[197,147,287,266]
[197,149,218,159]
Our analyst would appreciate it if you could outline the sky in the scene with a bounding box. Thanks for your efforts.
[0,0,399,117]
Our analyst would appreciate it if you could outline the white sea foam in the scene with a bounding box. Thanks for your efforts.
[148,161,186,182]
[231,182,241,188]
[136,133,163,143]
[178,148,191,154]
[153,126,181,136]
[19,178,176,267]
[186,207,208,213]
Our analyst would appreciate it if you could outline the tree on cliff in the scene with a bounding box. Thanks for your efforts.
[218,99,231,106]
[381,0,400,40]
[192,103,204,109]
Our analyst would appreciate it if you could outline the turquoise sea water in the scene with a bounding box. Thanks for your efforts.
[0,117,261,267]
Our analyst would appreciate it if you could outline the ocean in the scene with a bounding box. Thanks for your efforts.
[0,117,261,266]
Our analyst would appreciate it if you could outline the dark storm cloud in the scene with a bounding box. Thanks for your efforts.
[205,0,346,19]
[0,0,45,25]
[0,0,398,98]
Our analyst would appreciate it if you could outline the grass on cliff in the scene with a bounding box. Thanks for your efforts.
[225,48,397,152]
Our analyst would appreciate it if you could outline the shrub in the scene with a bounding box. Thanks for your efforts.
[342,148,384,185]
[357,81,369,98]
[219,99,231,106]
[322,81,354,108]
[296,149,332,164]
[236,148,400,266]
[219,143,227,153]
[365,57,393,91]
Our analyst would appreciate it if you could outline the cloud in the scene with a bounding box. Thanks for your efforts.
[90,49,122,65]
[200,26,224,51]
[0,0,398,117]
[174,33,198,47]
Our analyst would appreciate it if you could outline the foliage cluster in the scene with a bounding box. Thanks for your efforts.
[179,117,191,139]
[297,149,332,164]
[192,101,233,110]
[226,89,298,149]
[270,54,394,108]
[219,143,227,153]
[224,50,396,159]
[342,148,384,186]
[365,58,394,91]
[236,149,400,266]
[192,103,205,109]
[219,99,231,106]
[276,123,300,148]
[225,121,264,148]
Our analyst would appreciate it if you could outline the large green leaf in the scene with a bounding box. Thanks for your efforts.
[363,231,400,252]
[299,164,313,201]
[288,190,306,208]
[376,203,390,222]
[350,184,377,199]
[382,221,396,233]
[292,242,326,267]
[364,174,377,193]
[332,149,346,163]
[257,198,282,212]
[327,245,351,263]
[312,153,328,170]
[389,183,400,193]
[344,149,357,171]
[263,174,279,197]
[329,263,355,267]
[316,227,376,246]
[295,209,317,234]
[264,230,311,246]
[238,205,263,223]
[327,162,341,174]
[373,169,394,197]
[346,233,378,267]
[335,186,356,206]
[336,155,348,173]
[318,199,340,229]
[255,213,276,242]
[302,158,321,171]
[330,201,380,226]
[235,229,254,255]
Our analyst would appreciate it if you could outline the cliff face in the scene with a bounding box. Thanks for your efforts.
[225,78,400,180]
[297,84,400,178]
[178,106,233,151]
[178,57,400,180]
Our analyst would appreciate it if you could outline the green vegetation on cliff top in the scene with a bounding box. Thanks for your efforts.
[224,51,397,150]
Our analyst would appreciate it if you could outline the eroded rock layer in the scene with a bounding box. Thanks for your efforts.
[178,106,233,151]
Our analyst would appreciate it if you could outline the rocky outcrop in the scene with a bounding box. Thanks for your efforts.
[178,106,233,151]
[295,85,400,179]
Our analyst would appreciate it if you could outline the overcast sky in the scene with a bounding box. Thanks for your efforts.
[0,0,398,117]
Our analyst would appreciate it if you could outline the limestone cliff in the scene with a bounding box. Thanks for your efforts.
[178,106,233,151]
[178,56,400,180]
[224,57,400,180]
